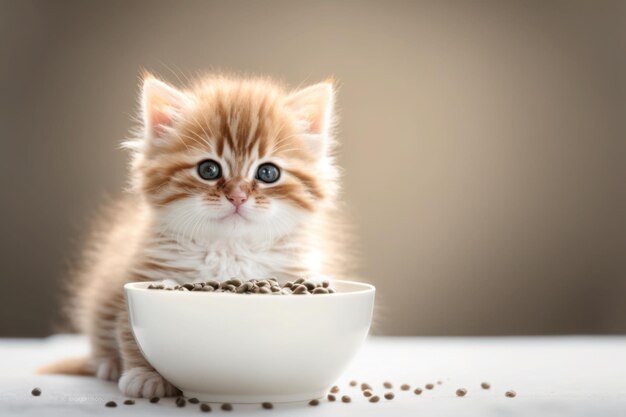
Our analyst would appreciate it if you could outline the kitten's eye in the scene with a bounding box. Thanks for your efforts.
[256,163,281,184]
[197,159,222,180]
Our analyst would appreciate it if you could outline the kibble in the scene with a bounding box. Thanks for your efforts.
[327,394,336,401]
[330,385,340,393]
[349,380,357,387]
[425,383,434,390]
[384,392,394,400]
[456,388,467,397]
[363,389,373,397]
[175,397,186,407]
[262,402,273,409]
[148,277,335,295]
[221,403,233,411]
[505,390,517,398]
[105,401,117,408]
[401,383,410,391]
[383,381,393,389]
[369,395,380,403]
[188,397,199,404]
[341,395,351,403]
[200,403,212,412]
[414,388,422,395]
[360,383,372,391]
[123,399,135,405]
[149,396,160,403]
[308,399,319,406]
[31,388,41,396]
[481,382,491,389]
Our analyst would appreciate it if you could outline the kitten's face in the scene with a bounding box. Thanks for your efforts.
[128,75,336,240]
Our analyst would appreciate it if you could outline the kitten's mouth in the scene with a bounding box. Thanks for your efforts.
[218,211,248,222]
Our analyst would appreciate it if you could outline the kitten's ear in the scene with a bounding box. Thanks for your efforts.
[286,82,335,156]
[141,74,192,139]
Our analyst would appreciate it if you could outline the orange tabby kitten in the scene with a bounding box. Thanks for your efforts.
[41,73,347,397]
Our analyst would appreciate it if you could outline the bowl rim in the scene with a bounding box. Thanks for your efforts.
[125,279,375,298]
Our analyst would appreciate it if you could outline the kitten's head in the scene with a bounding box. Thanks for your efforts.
[125,74,338,240]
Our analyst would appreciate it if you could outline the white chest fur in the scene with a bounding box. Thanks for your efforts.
[137,235,303,283]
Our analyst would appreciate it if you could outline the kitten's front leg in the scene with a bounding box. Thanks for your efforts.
[116,308,181,398]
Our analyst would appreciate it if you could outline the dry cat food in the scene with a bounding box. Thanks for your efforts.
[308,399,320,406]
[221,402,233,411]
[147,277,336,295]
[384,392,395,400]
[330,385,340,393]
[505,390,517,398]
[341,395,351,403]
[414,387,423,395]
[327,394,336,402]
[456,388,467,397]
[175,397,186,407]
[400,383,410,391]
[31,388,41,397]
[200,403,211,412]
[149,396,160,403]
[425,383,435,390]
[123,399,134,405]
[481,382,491,389]
[262,402,273,409]
[383,381,393,389]
[369,395,380,403]
[105,401,117,408]
[349,380,358,387]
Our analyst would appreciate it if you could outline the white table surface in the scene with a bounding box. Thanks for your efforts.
[1,335,625,416]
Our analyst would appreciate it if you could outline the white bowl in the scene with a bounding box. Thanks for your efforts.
[124,280,375,403]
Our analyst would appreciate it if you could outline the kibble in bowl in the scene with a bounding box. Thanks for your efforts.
[125,279,375,403]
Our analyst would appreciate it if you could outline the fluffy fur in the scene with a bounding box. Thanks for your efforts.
[41,73,348,397]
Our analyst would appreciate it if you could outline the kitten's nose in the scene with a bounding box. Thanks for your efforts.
[226,186,248,208]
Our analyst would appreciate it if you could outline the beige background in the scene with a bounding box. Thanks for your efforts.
[1,0,625,336]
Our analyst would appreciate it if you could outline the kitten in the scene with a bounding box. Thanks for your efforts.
[40,73,347,397]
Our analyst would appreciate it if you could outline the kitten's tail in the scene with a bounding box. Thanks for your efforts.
[37,356,94,376]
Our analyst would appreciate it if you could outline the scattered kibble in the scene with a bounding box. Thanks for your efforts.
[349,380,357,387]
[262,402,273,409]
[425,383,434,390]
[360,383,371,391]
[505,390,517,398]
[363,389,373,397]
[148,277,336,295]
[327,394,336,402]
[31,388,41,397]
[200,403,211,412]
[456,388,467,397]
[221,403,233,411]
[481,382,491,389]
[369,395,380,403]
[149,396,160,403]
[175,397,186,407]
[341,395,351,403]
[309,399,319,406]
[414,388,423,395]
[123,399,134,405]
[383,381,393,389]
[105,401,117,408]
[384,392,395,400]
[401,384,410,391]
[330,385,340,393]
[188,397,199,404]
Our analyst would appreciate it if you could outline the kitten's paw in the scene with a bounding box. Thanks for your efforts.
[119,367,181,398]
[95,358,121,382]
